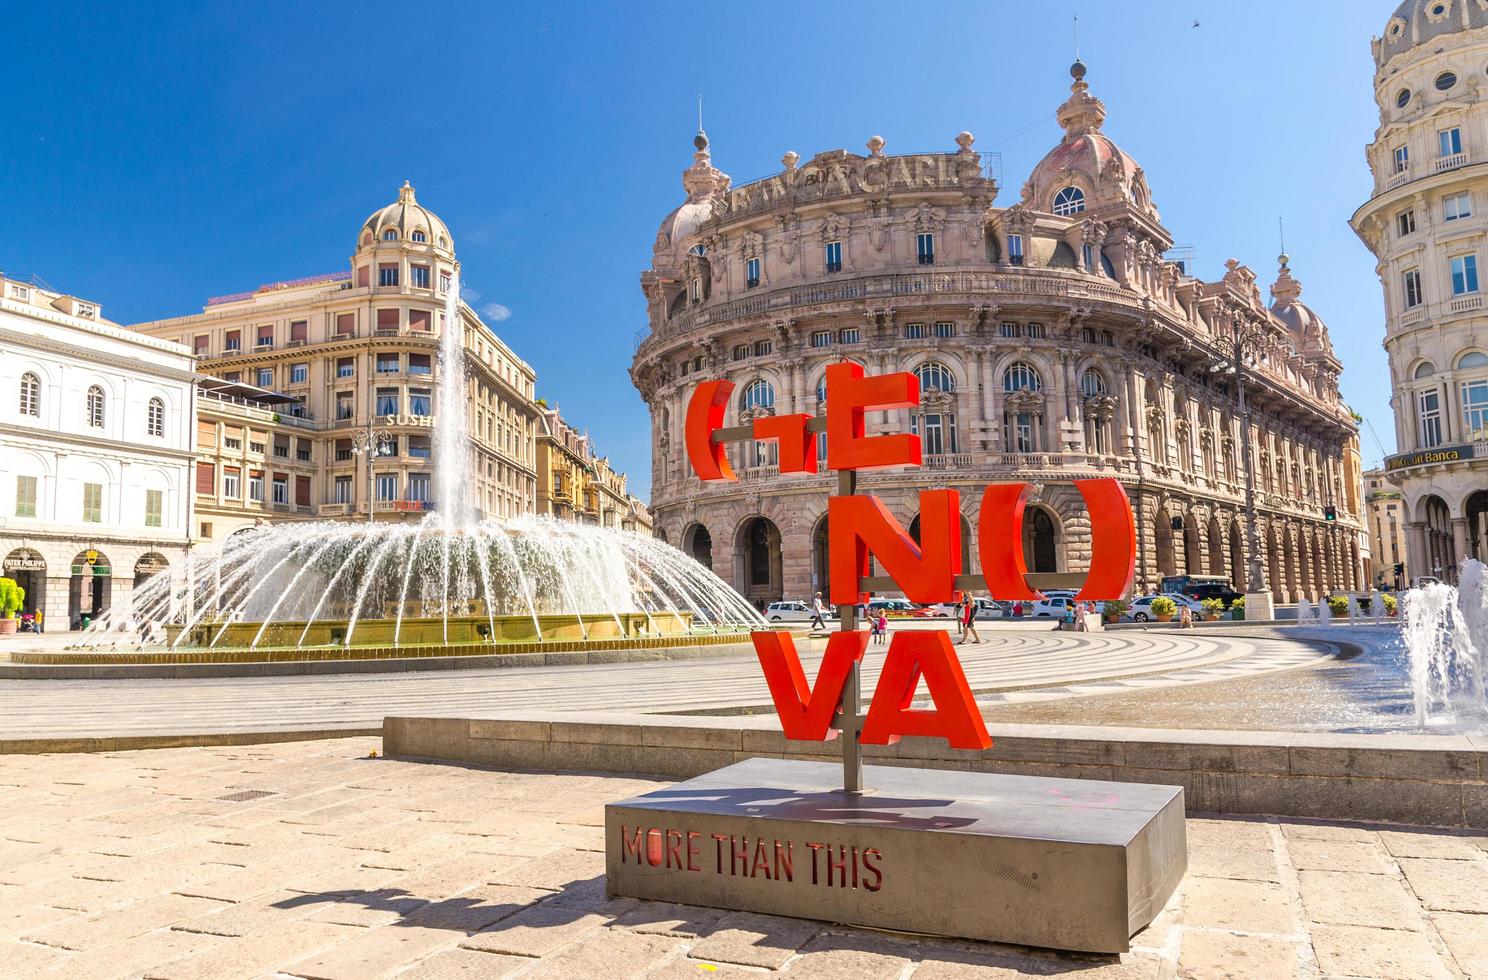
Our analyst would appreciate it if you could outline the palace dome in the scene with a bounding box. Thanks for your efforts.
[1269,254,1331,350]
[1023,62,1157,219]
[653,131,730,268]
[359,181,453,253]
[1380,0,1488,68]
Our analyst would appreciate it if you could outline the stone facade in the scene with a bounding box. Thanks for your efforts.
[1351,1,1488,584]
[535,406,652,533]
[1364,467,1409,590]
[632,63,1365,607]
[0,276,193,628]
[132,183,541,535]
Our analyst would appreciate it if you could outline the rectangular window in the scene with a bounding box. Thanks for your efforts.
[408,436,432,459]
[193,335,208,356]
[223,468,241,498]
[754,340,772,356]
[1419,389,1443,448]
[295,475,310,507]
[334,439,353,462]
[15,475,36,517]
[336,392,354,420]
[256,325,273,347]
[273,436,290,459]
[249,436,265,454]
[1008,234,1024,265]
[1026,322,1046,339]
[746,257,761,288]
[195,461,215,494]
[837,327,860,344]
[916,232,935,265]
[408,473,431,502]
[225,329,241,351]
[1081,244,1094,270]
[296,440,311,462]
[1081,326,1097,344]
[376,474,398,501]
[409,388,432,416]
[1464,378,1488,436]
[271,477,288,506]
[904,323,926,339]
[378,264,399,287]
[256,367,273,388]
[933,321,955,338]
[1452,253,1479,295]
[249,471,263,502]
[408,309,431,333]
[824,241,842,273]
[732,344,749,361]
[1439,127,1462,157]
[290,320,307,342]
[1398,210,1417,237]
[410,265,430,289]
[333,475,352,504]
[82,482,102,523]
[1445,191,1472,221]
[1394,145,1409,173]
[376,388,399,416]
[376,353,401,373]
[336,312,356,336]
[999,322,1020,338]
[811,330,832,348]
[1404,268,1424,308]
[377,308,399,332]
[289,363,308,384]
[336,356,355,378]
[439,272,452,294]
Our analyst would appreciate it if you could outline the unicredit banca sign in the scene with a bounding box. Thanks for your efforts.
[685,362,1136,752]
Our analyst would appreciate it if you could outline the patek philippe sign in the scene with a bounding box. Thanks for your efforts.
[1385,444,1477,471]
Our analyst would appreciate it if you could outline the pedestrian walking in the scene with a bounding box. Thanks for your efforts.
[809,592,827,631]
[875,611,888,645]
[962,596,982,644]
[1012,600,1022,618]
[34,608,44,634]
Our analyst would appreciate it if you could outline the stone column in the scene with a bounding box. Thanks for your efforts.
[1452,518,1470,581]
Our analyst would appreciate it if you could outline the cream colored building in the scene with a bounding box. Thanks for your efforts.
[132,184,540,540]
[1351,1,1488,584]
[1364,467,1409,589]
[536,406,652,533]
[0,275,194,628]
[632,62,1366,607]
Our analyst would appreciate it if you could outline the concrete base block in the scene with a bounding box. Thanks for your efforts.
[605,758,1186,953]
[1243,591,1275,621]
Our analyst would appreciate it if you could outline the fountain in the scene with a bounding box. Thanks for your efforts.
[1403,559,1488,728]
[76,270,762,657]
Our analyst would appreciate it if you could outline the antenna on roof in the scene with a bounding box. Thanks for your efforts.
[697,94,703,134]
[1073,13,1079,60]
[1278,215,1286,254]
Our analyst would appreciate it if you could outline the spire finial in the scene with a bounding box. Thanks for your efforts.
[1073,12,1079,61]
[1278,216,1288,268]
[693,94,708,152]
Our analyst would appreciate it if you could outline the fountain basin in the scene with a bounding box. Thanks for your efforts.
[162,611,695,649]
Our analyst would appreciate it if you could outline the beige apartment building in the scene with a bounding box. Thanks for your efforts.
[1364,467,1410,589]
[1352,1,1488,583]
[536,406,653,533]
[632,61,1366,608]
[133,183,541,540]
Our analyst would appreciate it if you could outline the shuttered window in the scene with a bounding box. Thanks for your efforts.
[195,462,215,494]
[336,313,356,336]
[295,475,311,507]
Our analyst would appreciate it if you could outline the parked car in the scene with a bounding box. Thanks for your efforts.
[1124,594,1201,622]
[930,597,1006,619]
[765,600,815,623]
[1182,583,1243,607]
[858,597,936,618]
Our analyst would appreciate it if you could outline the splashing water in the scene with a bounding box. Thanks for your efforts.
[1403,559,1488,728]
[84,271,763,649]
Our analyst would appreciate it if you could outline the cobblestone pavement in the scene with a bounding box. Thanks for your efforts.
[0,629,1332,741]
[3,738,1486,979]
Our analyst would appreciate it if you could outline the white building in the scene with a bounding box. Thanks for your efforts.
[0,275,195,629]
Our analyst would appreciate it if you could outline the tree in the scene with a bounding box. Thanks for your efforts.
[0,577,25,620]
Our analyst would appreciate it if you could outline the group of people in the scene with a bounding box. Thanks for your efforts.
[807,592,985,644]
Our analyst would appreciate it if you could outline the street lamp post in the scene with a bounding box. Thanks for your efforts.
[351,413,396,524]
[1213,310,1274,620]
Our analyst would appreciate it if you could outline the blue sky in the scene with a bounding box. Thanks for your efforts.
[5,1,1398,496]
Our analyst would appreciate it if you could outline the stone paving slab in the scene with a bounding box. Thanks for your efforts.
[0,738,1484,978]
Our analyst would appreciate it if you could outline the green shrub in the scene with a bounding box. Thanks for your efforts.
[0,577,24,619]
[1200,597,1226,615]
[1150,596,1177,617]
[1231,595,1246,610]
[1327,595,1350,616]
[1383,593,1398,614]
[1102,599,1128,619]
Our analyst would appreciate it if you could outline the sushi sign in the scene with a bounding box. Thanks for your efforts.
[685,362,1136,753]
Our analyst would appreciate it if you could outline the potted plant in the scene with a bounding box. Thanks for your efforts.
[1383,593,1398,617]
[1199,597,1225,621]
[1327,595,1350,617]
[1150,595,1177,623]
[1230,595,1245,620]
[0,577,25,636]
[1102,599,1128,624]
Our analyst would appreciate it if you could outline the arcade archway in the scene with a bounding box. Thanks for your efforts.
[2,548,45,617]
[736,516,783,607]
[69,548,112,629]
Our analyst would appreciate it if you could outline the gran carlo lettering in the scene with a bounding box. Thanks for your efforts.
[619,824,883,891]
[684,363,1138,751]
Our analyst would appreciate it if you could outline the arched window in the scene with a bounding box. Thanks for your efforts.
[915,361,956,392]
[1080,369,1106,397]
[19,372,40,417]
[740,379,775,411]
[382,228,398,241]
[147,397,165,437]
[1457,350,1488,370]
[410,230,427,243]
[86,385,105,428]
[1052,186,1086,217]
[1003,362,1042,392]
[1414,361,1436,379]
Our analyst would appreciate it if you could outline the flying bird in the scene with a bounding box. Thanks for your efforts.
[1193,19,1201,27]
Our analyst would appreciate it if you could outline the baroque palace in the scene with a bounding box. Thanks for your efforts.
[631,62,1367,608]
[1351,0,1488,585]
